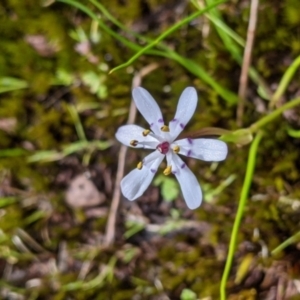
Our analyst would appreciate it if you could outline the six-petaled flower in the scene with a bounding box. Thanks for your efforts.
[115,87,228,209]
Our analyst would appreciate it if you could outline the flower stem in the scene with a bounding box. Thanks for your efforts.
[269,54,300,108]
[220,130,264,300]
[250,97,300,133]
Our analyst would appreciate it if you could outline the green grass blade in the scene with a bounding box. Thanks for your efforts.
[109,0,227,74]
[270,54,300,107]
[67,104,87,141]
[271,231,300,256]
[195,0,272,99]
[89,0,129,33]
[0,197,18,208]
[0,148,28,157]
[220,131,264,300]
[27,150,64,163]
[0,77,28,93]
[57,0,154,54]
[162,49,238,104]
[59,0,238,103]
[250,97,300,132]
[286,126,300,138]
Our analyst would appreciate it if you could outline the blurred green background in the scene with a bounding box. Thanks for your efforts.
[0,0,300,299]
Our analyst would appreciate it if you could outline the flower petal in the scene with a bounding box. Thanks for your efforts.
[174,138,228,161]
[132,87,164,135]
[121,151,164,200]
[166,152,202,209]
[169,87,198,140]
[116,124,160,149]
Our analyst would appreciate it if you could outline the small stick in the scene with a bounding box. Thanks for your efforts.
[236,0,259,126]
[104,63,158,246]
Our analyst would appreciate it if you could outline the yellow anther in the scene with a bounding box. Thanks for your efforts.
[163,166,172,176]
[142,129,151,136]
[130,140,138,147]
[160,125,170,132]
[137,161,143,170]
[173,145,180,153]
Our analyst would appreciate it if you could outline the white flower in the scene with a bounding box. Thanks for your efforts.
[115,87,228,209]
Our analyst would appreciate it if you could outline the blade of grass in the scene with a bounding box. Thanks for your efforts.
[192,0,271,100]
[67,104,87,141]
[58,0,238,103]
[27,150,64,163]
[0,77,28,93]
[0,148,28,157]
[271,231,300,256]
[91,0,238,103]
[250,96,300,133]
[192,0,244,45]
[89,0,133,34]
[286,126,300,138]
[220,96,300,145]
[57,0,157,54]
[160,49,239,104]
[0,197,18,208]
[109,0,227,74]
[220,130,264,300]
[269,54,300,108]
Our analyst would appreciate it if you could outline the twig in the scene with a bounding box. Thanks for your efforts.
[236,0,259,126]
[104,63,159,246]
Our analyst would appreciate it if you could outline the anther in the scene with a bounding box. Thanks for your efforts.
[130,140,138,147]
[142,129,150,136]
[173,145,180,153]
[137,161,143,170]
[163,166,172,176]
[160,125,170,132]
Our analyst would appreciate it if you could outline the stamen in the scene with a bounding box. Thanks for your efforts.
[130,140,138,147]
[137,161,143,170]
[142,129,151,136]
[163,166,172,176]
[173,145,180,153]
[160,125,170,132]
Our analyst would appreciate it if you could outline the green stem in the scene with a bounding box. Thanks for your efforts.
[250,97,300,133]
[270,54,300,108]
[220,131,264,300]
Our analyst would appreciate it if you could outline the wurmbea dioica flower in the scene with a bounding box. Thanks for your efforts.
[116,87,228,209]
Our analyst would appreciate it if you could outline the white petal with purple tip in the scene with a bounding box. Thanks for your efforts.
[169,87,198,140]
[132,87,164,135]
[115,124,159,149]
[120,151,164,200]
[175,138,228,161]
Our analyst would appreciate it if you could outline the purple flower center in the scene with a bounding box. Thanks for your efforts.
[157,142,169,154]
